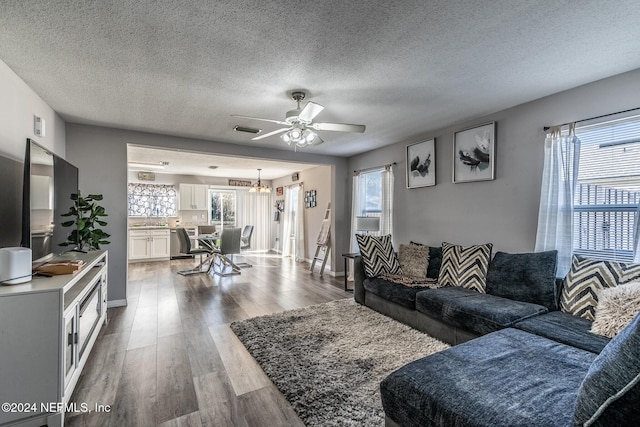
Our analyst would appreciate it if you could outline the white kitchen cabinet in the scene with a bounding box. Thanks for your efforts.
[128,228,170,261]
[149,229,170,257]
[129,233,151,259]
[179,183,208,210]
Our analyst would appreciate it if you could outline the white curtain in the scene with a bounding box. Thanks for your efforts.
[349,174,365,253]
[347,175,365,281]
[534,124,581,276]
[380,165,394,235]
[634,204,640,263]
[282,187,294,257]
[295,185,305,262]
[282,184,305,261]
[235,189,271,251]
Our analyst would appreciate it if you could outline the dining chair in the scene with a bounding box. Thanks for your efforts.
[240,225,254,250]
[176,227,214,275]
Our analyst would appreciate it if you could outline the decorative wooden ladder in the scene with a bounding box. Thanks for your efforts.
[310,202,331,277]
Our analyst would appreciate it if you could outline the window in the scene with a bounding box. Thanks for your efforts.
[351,166,394,239]
[572,116,640,262]
[127,184,177,217]
[362,170,382,216]
[209,190,236,230]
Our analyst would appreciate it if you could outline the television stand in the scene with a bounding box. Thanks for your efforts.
[0,250,108,427]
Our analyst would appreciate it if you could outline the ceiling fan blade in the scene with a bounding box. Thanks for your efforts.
[231,114,288,126]
[311,122,366,133]
[298,101,324,123]
[251,127,290,141]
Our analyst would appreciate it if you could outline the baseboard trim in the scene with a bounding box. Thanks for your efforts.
[107,299,127,308]
[319,269,344,277]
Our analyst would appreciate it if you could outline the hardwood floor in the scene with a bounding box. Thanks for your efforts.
[66,253,348,427]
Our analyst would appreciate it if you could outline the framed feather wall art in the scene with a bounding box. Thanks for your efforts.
[453,122,495,183]
[406,139,436,188]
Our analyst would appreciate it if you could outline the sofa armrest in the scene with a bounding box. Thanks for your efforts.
[354,256,367,304]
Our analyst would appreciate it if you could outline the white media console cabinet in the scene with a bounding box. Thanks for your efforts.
[0,250,108,427]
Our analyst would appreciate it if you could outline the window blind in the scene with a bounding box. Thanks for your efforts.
[572,115,640,262]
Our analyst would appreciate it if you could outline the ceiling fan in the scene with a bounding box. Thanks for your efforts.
[232,91,366,148]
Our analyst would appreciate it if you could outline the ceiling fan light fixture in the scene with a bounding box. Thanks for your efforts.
[303,129,317,144]
[281,127,317,147]
[233,89,364,149]
[282,127,303,145]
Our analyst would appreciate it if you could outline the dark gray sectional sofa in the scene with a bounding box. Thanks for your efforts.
[353,249,639,426]
[354,249,607,350]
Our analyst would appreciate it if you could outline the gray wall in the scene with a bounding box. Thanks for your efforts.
[348,68,640,254]
[65,124,348,303]
[0,59,66,255]
[0,59,65,161]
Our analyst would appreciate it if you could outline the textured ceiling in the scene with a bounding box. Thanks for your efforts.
[2,0,640,157]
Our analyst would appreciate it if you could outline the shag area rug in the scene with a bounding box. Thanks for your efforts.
[230,298,449,426]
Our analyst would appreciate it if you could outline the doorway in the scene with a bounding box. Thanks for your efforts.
[282,184,304,261]
[209,189,236,232]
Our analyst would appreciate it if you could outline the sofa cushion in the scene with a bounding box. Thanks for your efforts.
[514,311,610,354]
[560,255,640,320]
[438,242,493,293]
[574,312,640,425]
[398,243,429,277]
[363,277,428,309]
[356,234,402,277]
[415,287,547,336]
[591,281,640,338]
[381,328,596,427]
[486,250,558,311]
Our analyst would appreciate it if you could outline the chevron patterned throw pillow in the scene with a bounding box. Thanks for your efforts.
[560,255,640,320]
[356,234,402,278]
[438,242,493,293]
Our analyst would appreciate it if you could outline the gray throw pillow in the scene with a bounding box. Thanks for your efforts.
[398,244,429,277]
[485,250,558,311]
[573,312,640,425]
[591,282,640,338]
[409,241,442,278]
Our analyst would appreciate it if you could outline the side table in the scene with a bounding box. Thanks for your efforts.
[342,252,360,292]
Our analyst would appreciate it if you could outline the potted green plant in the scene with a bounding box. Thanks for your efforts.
[60,191,111,251]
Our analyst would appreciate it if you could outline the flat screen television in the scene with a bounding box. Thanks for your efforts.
[21,139,79,264]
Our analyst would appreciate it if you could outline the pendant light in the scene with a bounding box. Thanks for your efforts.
[249,168,271,193]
